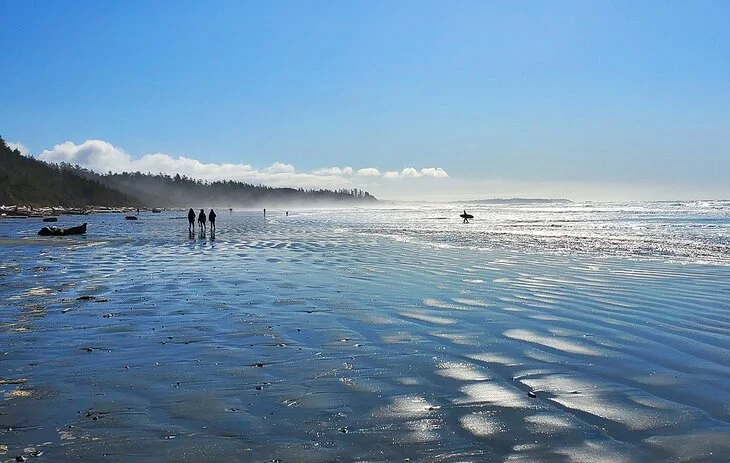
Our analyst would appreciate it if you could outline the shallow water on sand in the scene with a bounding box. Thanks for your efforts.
[1,208,730,462]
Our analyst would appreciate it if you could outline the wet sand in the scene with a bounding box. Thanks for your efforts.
[1,211,729,462]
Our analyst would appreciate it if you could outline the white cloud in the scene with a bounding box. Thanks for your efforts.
[400,167,421,178]
[7,141,30,156]
[312,166,354,176]
[356,168,381,177]
[34,139,449,194]
[381,167,450,179]
[420,167,449,178]
[39,140,128,170]
[263,162,296,174]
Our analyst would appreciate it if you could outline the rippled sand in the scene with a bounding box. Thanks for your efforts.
[1,211,729,462]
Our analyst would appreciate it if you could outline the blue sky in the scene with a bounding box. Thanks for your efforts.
[2,0,729,200]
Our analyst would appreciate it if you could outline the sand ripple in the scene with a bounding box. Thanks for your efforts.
[0,210,728,461]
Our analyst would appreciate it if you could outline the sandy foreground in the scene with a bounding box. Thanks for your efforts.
[1,211,730,462]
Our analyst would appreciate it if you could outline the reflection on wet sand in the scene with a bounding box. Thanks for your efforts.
[0,210,729,462]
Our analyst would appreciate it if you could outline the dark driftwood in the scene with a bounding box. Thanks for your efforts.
[38,223,87,236]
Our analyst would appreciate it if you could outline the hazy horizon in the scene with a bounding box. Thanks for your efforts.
[3,1,729,202]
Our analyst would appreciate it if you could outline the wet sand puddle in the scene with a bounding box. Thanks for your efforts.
[1,211,729,462]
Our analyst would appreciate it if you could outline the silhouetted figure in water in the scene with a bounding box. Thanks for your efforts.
[198,209,206,231]
[188,208,196,232]
[460,210,473,224]
[286,211,289,216]
[263,208,266,217]
[208,209,216,232]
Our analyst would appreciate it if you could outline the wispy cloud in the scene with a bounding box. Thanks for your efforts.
[383,167,449,179]
[35,140,449,191]
[356,168,381,177]
[7,141,30,156]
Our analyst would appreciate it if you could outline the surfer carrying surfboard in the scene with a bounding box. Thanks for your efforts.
[460,210,473,223]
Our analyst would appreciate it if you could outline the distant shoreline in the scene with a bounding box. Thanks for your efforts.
[0,205,165,217]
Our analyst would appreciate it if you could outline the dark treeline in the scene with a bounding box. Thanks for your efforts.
[0,136,133,207]
[0,136,377,207]
[85,169,377,207]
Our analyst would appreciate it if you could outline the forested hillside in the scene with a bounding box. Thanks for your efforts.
[0,136,377,208]
[70,168,377,207]
[0,137,134,207]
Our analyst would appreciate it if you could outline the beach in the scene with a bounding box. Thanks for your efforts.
[1,203,729,462]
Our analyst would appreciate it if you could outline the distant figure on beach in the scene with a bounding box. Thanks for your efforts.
[460,210,474,224]
[188,208,196,232]
[263,208,266,217]
[208,209,216,232]
[198,209,206,231]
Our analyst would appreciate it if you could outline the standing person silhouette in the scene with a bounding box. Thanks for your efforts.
[198,209,206,232]
[263,208,266,217]
[188,208,196,233]
[208,209,216,232]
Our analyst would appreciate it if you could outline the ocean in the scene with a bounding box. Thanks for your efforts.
[1,201,729,462]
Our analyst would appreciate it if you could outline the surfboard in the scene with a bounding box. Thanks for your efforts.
[460,213,474,219]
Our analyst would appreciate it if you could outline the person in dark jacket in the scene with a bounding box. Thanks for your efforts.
[198,209,206,232]
[208,209,216,232]
[188,208,196,232]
